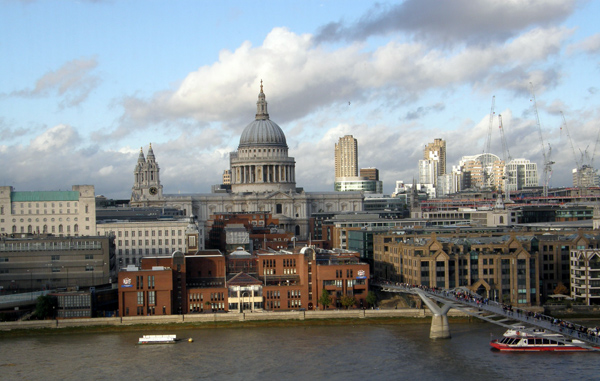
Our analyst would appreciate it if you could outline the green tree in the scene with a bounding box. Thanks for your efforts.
[34,295,57,320]
[318,290,332,310]
[366,291,377,308]
[340,295,356,309]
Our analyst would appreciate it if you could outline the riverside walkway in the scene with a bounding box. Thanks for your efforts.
[376,282,600,350]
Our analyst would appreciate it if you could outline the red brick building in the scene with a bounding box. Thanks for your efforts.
[118,247,369,316]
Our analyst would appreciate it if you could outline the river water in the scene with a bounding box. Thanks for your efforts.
[0,322,597,380]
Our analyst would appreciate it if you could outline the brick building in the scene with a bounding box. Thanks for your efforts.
[117,246,369,316]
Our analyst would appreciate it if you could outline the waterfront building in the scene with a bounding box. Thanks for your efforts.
[117,246,369,315]
[129,84,364,240]
[570,246,600,305]
[0,235,115,292]
[373,231,540,306]
[0,185,97,237]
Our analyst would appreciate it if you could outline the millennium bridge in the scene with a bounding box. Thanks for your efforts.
[375,282,600,351]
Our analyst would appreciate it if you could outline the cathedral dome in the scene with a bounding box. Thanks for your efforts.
[239,119,287,148]
[238,81,288,149]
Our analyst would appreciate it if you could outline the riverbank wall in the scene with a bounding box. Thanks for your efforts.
[0,308,468,331]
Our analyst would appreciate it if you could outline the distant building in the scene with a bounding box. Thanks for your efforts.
[573,165,599,188]
[0,185,97,236]
[360,168,379,181]
[222,170,232,185]
[505,158,539,192]
[424,138,446,177]
[335,135,358,179]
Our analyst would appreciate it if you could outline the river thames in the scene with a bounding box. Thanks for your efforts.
[0,322,597,380]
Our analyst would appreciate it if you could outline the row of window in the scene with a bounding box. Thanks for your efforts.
[118,248,182,256]
[117,230,183,237]
[118,239,183,246]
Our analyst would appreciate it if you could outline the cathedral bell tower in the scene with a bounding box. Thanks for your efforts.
[131,143,163,203]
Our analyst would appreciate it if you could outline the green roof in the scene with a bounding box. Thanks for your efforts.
[11,191,79,202]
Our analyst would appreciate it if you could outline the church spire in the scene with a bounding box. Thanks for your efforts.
[138,147,146,163]
[256,79,269,120]
[147,143,155,163]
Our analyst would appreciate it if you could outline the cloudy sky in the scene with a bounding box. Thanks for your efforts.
[1,0,599,198]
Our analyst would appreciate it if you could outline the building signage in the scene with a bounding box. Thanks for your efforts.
[121,277,133,288]
[356,270,367,280]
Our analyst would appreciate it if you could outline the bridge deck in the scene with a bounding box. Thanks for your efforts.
[378,283,600,351]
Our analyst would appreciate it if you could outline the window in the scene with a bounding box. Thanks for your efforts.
[148,291,156,305]
[137,292,144,305]
[51,255,60,261]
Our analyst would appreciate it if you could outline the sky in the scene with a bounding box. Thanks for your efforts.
[1,0,600,199]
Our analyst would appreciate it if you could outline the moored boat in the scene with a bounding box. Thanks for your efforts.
[138,334,178,345]
[490,328,595,352]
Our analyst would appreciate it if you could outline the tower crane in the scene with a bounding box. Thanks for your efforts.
[560,111,580,170]
[529,82,554,197]
[498,114,512,201]
[482,96,496,189]
[483,96,495,155]
[592,124,600,169]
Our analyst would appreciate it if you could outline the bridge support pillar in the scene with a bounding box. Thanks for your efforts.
[414,289,452,339]
[430,313,451,339]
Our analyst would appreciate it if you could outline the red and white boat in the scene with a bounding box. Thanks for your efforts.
[490,326,597,352]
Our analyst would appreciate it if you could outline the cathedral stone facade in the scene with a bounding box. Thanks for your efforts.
[130,84,364,239]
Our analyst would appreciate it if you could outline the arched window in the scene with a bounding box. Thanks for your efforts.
[43,225,48,233]
[58,225,63,233]
[28,225,33,233]
[12,225,16,233]
[74,224,78,232]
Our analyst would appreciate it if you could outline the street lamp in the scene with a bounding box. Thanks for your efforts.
[27,269,32,299]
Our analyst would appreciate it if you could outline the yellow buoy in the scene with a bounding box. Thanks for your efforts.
[188,338,193,343]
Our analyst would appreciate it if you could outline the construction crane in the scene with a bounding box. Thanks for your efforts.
[498,114,512,201]
[560,111,580,170]
[592,124,600,169]
[529,82,554,197]
[483,95,496,155]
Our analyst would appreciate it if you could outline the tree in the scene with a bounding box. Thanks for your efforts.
[340,295,356,309]
[554,282,569,296]
[366,291,377,308]
[318,290,332,310]
[34,295,57,320]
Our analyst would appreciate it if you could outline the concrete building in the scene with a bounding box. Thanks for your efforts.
[0,235,115,292]
[335,135,358,179]
[424,138,446,177]
[96,216,203,267]
[222,170,232,185]
[573,165,599,188]
[505,158,539,192]
[0,185,97,237]
[129,84,364,240]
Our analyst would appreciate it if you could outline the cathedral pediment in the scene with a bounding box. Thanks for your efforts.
[264,191,295,200]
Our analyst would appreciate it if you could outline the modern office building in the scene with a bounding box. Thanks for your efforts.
[505,158,539,192]
[0,235,115,292]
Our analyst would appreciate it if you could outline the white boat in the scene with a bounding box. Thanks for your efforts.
[490,326,596,352]
[137,334,178,345]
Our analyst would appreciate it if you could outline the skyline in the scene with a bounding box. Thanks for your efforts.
[1,0,600,198]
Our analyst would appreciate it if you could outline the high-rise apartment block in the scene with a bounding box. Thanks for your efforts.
[335,135,358,179]
[424,138,446,176]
